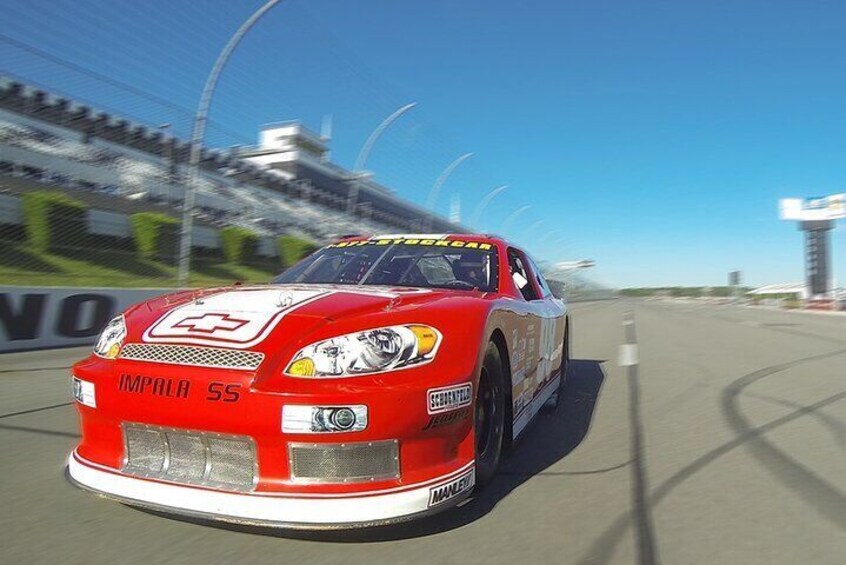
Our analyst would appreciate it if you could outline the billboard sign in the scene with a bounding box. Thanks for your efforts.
[779,193,846,221]
[0,286,166,353]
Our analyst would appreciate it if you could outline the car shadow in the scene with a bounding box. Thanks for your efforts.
[135,359,607,542]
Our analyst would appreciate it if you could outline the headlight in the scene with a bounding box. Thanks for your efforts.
[93,315,126,359]
[285,324,441,378]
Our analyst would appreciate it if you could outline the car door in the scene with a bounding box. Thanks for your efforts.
[506,247,548,425]
[522,253,567,400]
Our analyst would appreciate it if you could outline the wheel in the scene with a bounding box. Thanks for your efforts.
[474,342,506,487]
[543,319,570,410]
[561,319,570,388]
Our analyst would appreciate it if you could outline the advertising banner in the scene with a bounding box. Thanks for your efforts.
[0,286,167,353]
[780,193,846,221]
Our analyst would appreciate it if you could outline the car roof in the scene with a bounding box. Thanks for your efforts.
[335,233,507,245]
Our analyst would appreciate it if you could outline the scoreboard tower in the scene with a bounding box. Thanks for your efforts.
[780,194,845,306]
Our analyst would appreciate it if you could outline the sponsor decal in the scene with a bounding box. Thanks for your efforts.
[514,393,527,417]
[427,383,473,414]
[428,468,475,507]
[328,238,494,251]
[422,407,469,430]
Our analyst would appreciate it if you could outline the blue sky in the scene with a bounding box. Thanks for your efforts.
[2,0,845,287]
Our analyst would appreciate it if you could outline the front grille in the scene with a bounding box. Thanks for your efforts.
[119,343,264,370]
[122,424,257,492]
[288,440,399,484]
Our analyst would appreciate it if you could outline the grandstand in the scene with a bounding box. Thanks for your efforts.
[0,77,610,298]
[0,77,462,253]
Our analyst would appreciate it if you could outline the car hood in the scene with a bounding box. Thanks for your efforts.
[127,284,471,352]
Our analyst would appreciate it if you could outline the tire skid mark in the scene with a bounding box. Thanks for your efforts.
[0,365,72,374]
[578,347,846,565]
[497,459,630,477]
[717,315,846,346]
[723,355,846,530]
[0,423,79,439]
[0,401,73,420]
[644,302,846,347]
[743,391,846,454]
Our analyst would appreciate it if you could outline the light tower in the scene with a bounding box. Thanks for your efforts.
[779,193,845,308]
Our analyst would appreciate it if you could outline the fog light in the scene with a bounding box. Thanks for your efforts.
[331,408,356,430]
[71,377,96,408]
[282,405,367,433]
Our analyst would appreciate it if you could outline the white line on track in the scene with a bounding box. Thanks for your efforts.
[619,343,639,367]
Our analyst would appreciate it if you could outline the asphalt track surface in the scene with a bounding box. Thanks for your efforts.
[1,299,844,564]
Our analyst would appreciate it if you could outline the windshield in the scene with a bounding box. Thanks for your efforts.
[273,239,499,291]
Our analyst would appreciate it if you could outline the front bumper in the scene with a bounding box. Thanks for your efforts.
[67,452,474,528]
[69,353,477,526]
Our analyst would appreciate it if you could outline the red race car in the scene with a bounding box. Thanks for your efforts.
[67,234,570,528]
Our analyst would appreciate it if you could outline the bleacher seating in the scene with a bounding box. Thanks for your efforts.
[0,113,391,242]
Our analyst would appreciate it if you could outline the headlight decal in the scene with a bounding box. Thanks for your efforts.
[285,324,441,378]
[93,315,126,359]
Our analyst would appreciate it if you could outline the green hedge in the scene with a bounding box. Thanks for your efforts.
[130,212,179,261]
[278,235,318,268]
[22,192,88,253]
[221,226,259,264]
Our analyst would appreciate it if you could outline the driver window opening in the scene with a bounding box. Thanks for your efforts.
[508,248,540,301]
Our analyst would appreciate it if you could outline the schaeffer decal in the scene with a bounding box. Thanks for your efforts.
[427,383,472,415]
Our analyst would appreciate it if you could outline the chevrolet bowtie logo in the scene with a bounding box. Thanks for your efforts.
[173,313,249,334]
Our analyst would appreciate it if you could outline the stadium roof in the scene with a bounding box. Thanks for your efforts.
[747,283,806,295]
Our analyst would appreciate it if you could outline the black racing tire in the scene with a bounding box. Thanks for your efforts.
[474,342,506,487]
[544,319,570,411]
[561,318,571,389]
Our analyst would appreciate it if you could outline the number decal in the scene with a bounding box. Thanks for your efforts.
[537,316,558,385]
